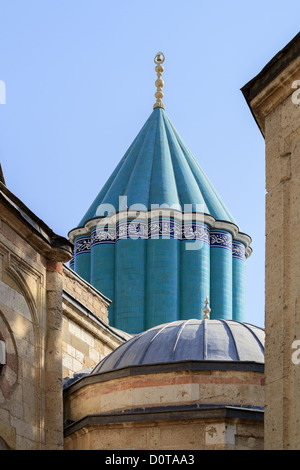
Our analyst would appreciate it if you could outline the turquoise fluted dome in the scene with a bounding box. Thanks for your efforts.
[69,107,252,334]
[77,108,236,226]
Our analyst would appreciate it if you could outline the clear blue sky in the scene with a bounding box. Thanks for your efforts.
[0,1,299,328]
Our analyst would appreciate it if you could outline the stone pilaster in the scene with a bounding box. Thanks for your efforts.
[45,261,64,450]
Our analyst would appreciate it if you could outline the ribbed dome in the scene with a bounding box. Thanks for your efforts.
[92,319,264,374]
[69,106,252,333]
[77,108,236,228]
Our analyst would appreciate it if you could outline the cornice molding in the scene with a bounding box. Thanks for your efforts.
[68,210,252,258]
[242,32,300,136]
[0,184,73,262]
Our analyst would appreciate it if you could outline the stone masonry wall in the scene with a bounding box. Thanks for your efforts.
[62,266,129,380]
[264,89,300,449]
[0,213,54,449]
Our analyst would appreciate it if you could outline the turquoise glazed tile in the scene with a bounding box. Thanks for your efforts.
[71,108,250,333]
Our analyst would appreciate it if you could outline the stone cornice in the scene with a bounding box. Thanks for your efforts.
[62,291,129,347]
[0,182,73,262]
[242,32,300,135]
[64,404,264,437]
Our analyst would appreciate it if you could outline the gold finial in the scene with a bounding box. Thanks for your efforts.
[202,294,211,320]
[153,52,165,110]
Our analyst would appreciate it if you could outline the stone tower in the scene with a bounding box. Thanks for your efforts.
[242,32,300,450]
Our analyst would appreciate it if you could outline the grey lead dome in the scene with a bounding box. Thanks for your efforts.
[92,319,265,374]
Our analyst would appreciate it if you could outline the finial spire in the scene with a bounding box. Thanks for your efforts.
[202,294,211,320]
[153,52,165,110]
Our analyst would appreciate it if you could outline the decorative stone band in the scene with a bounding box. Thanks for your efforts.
[210,230,232,251]
[232,241,246,261]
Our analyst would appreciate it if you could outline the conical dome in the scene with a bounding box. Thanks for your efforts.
[77,108,236,227]
[69,59,252,335]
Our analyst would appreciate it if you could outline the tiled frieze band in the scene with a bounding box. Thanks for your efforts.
[148,219,181,239]
[74,236,91,256]
[210,230,232,251]
[118,220,148,240]
[77,226,244,258]
[232,241,246,261]
[91,226,116,246]
[182,222,210,244]
[89,220,211,244]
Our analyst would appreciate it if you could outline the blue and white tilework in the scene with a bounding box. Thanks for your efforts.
[74,236,91,256]
[210,230,232,251]
[232,241,246,261]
